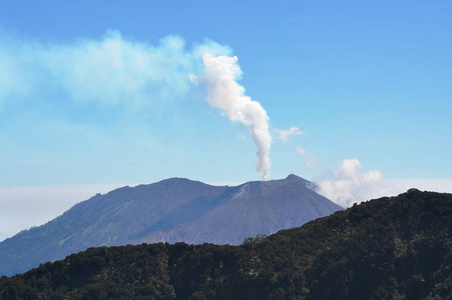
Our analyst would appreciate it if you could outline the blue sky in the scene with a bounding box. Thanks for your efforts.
[1,0,451,187]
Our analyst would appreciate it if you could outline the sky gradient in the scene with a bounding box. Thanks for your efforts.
[0,1,451,240]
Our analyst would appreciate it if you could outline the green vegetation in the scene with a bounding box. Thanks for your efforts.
[1,189,451,299]
[243,233,267,245]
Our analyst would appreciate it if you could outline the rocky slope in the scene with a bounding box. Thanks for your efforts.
[0,174,340,276]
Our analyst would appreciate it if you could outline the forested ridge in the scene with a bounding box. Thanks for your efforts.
[1,189,451,299]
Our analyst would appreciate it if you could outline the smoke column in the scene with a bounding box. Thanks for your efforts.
[0,29,272,180]
[202,54,272,180]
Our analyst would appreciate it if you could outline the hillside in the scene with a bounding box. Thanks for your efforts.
[0,175,340,276]
[1,189,450,299]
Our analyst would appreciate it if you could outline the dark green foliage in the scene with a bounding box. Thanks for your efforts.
[1,190,451,299]
[243,234,268,245]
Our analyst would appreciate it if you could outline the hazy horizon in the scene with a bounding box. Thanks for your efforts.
[1,176,452,242]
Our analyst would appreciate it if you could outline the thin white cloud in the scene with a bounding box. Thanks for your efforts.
[0,30,231,107]
[277,127,303,143]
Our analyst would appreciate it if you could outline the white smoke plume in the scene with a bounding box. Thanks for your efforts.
[201,54,272,180]
[277,126,303,143]
[0,30,273,179]
[316,158,386,207]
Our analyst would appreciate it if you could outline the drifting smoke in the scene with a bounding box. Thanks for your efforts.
[0,31,209,106]
[277,127,303,143]
[316,158,385,207]
[201,54,272,180]
[0,30,272,179]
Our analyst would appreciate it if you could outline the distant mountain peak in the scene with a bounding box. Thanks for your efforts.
[0,175,341,276]
[284,173,310,184]
[152,177,217,188]
[159,177,197,183]
[285,174,303,181]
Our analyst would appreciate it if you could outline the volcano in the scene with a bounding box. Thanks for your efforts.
[0,174,341,276]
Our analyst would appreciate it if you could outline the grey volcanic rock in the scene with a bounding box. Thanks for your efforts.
[177,175,340,245]
[0,175,341,276]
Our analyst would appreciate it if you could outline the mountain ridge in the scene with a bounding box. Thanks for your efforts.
[0,175,341,276]
[1,189,450,299]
